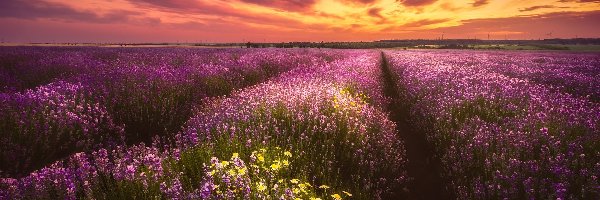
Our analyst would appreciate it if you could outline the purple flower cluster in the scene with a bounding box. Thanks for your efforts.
[178,50,406,198]
[385,50,600,199]
[0,47,341,177]
[0,47,94,92]
[1,49,407,199]
[0,81,124,177]
[480,51,600,101]
[74,47,343,144]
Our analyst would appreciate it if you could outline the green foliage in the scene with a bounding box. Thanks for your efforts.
[450,96,521,127]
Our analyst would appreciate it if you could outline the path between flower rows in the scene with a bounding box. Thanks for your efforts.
[380,52,453,200]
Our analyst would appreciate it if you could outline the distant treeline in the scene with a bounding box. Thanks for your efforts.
[242,38,600,49]
[23,38,600,49]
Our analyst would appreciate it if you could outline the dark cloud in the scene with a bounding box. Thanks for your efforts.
[472,0,489,7]
[313,11,344,19]
[238,0,318,12]
[169,20,264,33]
[339,0,378,5]
[381,18,449,31]
[519,5,556,12]
[233,0,379,15]
[433,11,600,38]
[354,0,378,3]
[402,18,450,27]
[368,8,384,18]
[126,0,220,13]
[129,0,318,13]
[127,0,311,27]
[397,0,437,7]
[0,0,158,24]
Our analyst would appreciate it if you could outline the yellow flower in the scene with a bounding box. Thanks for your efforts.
[232,153,239,159]
[257,154,265,162]
[260,148,267,152]
[298,184,308,194]
[270,163,281,171]
[237,167,247,175]
[228,169,236,176]
[290,179,299,184]
[209,170,216,176]
[319,185,330,189]
[257,182,267,192]
[221,161,230,167]
[310,198,322,200]
[284,151,292,157]
[278,179,284,183]
[283,160,289,166]
[342,191,352,197]
[293,188,300,194]
[299,183,306,189]
[304,182,312,187]
[331,194,342,200]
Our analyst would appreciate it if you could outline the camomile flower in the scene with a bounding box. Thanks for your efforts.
[228,169,236,176]
[342,191,352,197]
[256,182,266,192]
[331,194,342,200]
[221,161,229,167]
[270,163,281,171]
[237,167,246,175]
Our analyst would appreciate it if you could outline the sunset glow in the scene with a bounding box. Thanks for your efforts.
[1,0,600,42]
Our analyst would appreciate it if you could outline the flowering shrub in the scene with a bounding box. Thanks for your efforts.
[385,50,600,199]
[177,50,407,199]
[0,145,356,200]
[0,47,343,176]
[0,49,406,199]
[0,46,93,92]
[5,47,597,199]
[77,48,342,145]
[188,148,352,199]
[0,81,124,177]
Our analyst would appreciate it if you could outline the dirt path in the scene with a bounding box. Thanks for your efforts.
[379,52,452,199]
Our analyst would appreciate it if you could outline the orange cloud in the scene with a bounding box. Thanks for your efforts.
[0,0,599,42]
[472,0,489,7]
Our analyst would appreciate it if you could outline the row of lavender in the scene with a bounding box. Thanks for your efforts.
[385,50,599,199]
[1,50,408,199]
[471,51,600,102]
[0,47,341,177]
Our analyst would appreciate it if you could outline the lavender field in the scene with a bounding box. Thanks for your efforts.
[0,47,598,200]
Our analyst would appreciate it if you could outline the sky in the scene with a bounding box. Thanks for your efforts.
[1,0,600,43]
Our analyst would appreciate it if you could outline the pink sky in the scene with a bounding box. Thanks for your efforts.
[1,0,600,43]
